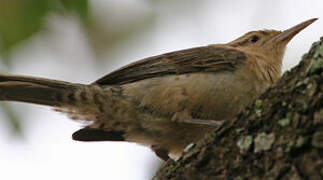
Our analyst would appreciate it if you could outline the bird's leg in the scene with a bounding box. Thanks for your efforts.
[179,119,224,127]
[171,110,224,127]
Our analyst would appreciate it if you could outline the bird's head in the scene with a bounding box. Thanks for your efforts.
[227,18,317,82]
[229,18,317,61]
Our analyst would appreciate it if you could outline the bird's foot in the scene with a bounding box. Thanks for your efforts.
[178,119,224,127]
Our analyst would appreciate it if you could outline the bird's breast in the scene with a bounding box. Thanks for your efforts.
[119,71,269,157]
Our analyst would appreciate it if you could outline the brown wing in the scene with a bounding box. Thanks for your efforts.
[94,46,246,85]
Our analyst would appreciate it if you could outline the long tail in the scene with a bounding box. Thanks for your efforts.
[0,74,83,107]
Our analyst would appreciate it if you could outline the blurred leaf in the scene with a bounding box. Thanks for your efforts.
[0,0,50,59]
[0,102,22,135]
[0,0,90,60]
[58,0,89,23]
[87,13,156,56]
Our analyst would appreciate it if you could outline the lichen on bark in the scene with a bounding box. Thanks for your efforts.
[154,37,323,180]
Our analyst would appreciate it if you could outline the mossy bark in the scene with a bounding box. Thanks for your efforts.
[154,38,323,180]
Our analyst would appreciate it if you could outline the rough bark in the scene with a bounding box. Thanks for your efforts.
[154,38,323,180]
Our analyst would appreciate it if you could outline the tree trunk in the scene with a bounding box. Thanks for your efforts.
[154,37,323,180]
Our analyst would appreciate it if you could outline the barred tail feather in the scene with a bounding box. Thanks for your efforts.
[0,74,81,106]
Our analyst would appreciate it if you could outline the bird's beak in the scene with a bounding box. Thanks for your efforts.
[272,18,318,44]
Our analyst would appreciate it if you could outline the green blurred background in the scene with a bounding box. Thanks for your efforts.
[0,0,157,134]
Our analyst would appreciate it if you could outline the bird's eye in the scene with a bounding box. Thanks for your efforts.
[249,35,259,43]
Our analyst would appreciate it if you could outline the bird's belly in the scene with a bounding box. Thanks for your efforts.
[121,72,264,157]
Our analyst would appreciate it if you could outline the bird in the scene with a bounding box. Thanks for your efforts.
[0,18,317,161]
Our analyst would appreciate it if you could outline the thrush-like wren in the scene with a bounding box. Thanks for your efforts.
[0,18,317,160]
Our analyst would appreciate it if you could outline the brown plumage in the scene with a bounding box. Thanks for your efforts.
[0,18,317,160]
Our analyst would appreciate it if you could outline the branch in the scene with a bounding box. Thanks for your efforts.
[154,37,323,179]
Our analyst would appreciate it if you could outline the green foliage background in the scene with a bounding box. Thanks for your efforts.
[0,0,88,59]
[0,0,156,135]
